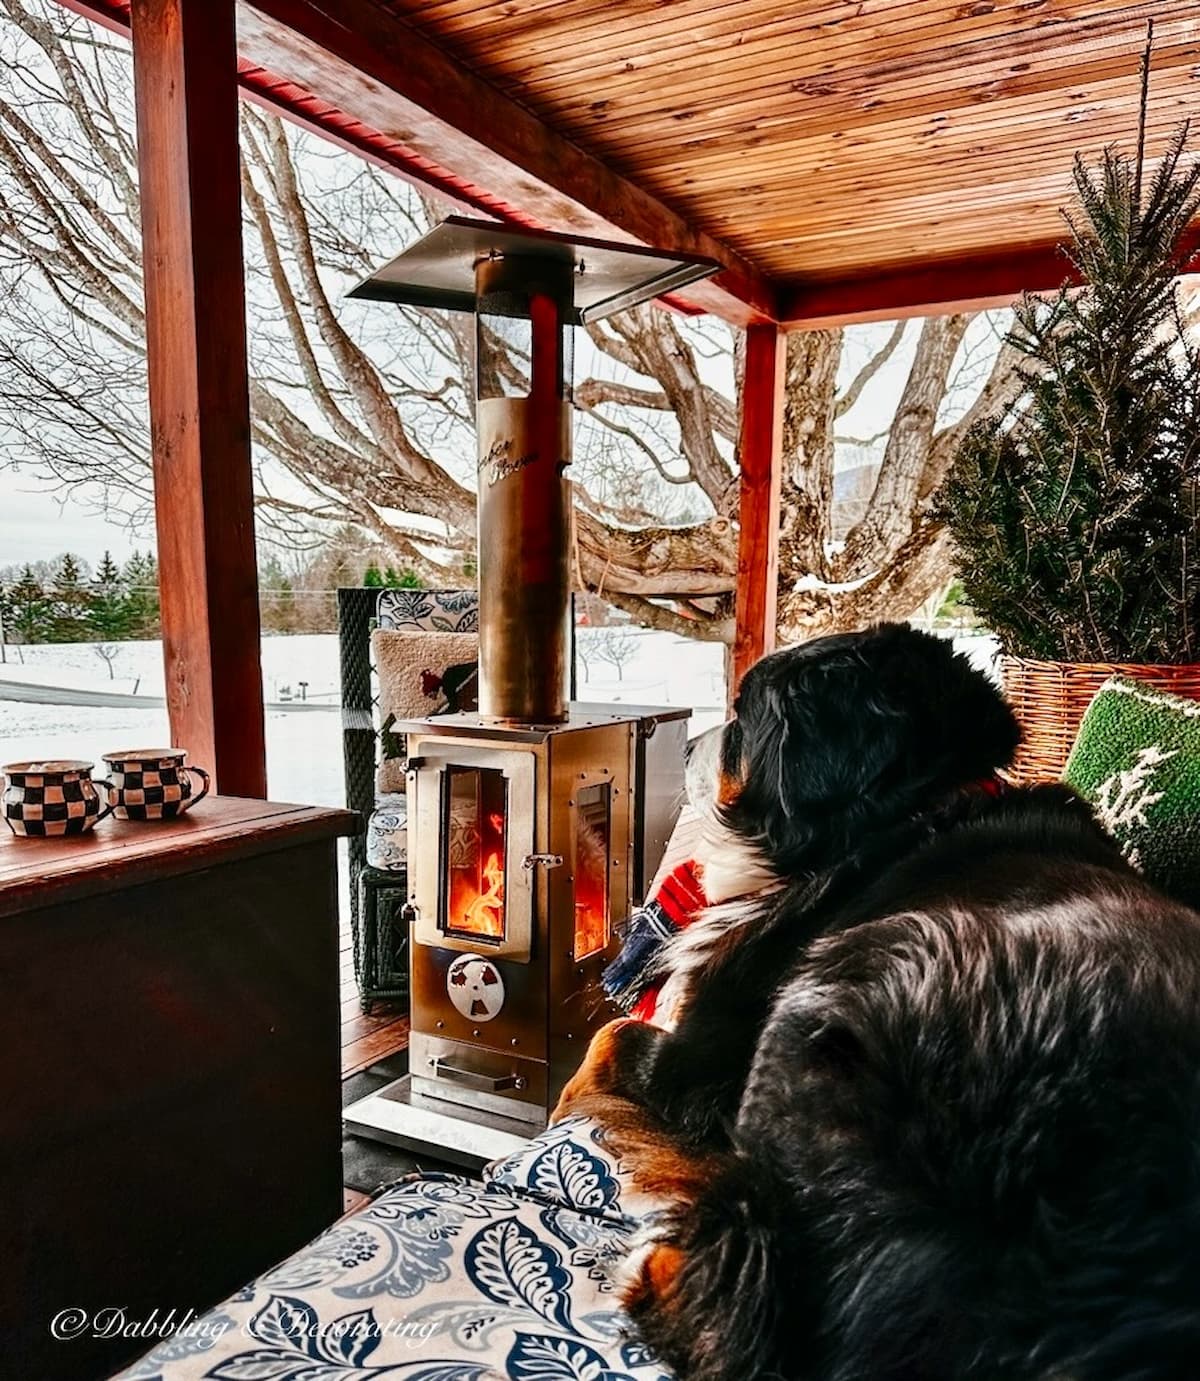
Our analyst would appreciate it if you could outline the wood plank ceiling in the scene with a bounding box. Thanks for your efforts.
[370,0,1200,302]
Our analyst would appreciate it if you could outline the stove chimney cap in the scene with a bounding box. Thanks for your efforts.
[347,216,717,323]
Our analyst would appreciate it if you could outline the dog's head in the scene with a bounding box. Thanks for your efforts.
[693,624,1019,899]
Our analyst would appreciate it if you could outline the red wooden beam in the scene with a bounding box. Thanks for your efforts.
[236,0,777,326]
[732,324,787,697]
[777,245,1078,329]
[58,0,774,324]
[130,0,267,797]
[781,233,1200,329]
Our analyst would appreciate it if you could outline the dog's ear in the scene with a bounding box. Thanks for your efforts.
[724,625,1019,875]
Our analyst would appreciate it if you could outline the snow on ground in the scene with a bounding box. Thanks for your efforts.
[0,628,997,810]
[0,634,341,702]
[0,635,346,806]
[0,629,726,807]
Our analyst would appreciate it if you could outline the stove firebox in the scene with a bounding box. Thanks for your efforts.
[408,714,634,1125]
[340,218,714,1163]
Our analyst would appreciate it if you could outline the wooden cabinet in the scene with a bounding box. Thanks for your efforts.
[0,797,354,1380]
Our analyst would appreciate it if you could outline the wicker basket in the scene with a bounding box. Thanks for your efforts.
[1000,656,1200,784]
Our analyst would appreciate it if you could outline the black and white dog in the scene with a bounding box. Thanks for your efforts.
[555,624,1200,1381]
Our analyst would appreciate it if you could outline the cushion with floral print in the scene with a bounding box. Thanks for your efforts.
[114,1122,672,1381]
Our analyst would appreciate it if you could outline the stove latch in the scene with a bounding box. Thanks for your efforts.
[521,853,564,871]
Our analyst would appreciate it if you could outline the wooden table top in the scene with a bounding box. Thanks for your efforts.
[0,796,356,918]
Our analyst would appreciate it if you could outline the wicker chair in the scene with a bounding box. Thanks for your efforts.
[337,588,478,1009]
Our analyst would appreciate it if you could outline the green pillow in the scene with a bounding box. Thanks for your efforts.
[1063,676,1200,909]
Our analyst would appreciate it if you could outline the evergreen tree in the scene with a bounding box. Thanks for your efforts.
[8,566,50,643]
[258,553,293,633]
[383,565,401,587]
[939,96,1200,663]
[50,552,93,641]
[122,551,161,638]
[275,577,297,633]
[0,580,12,656]
[88,550,132,641]
[363,561,384,588]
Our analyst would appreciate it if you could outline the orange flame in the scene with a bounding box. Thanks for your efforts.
[458,850,505,937]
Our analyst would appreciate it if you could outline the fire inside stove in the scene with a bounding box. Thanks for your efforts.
[573,783,611,961]
[442,765,508,941]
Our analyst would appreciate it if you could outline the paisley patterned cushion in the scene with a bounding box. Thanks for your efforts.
[376,588,479,634]
[115,1119,671,1381]
[486,1115,670,1228]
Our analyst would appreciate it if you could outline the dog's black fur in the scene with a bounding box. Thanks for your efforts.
[607,625,1200,1381]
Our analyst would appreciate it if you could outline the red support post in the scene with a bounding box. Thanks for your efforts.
[130,0,267,797]
[732,323,786,698]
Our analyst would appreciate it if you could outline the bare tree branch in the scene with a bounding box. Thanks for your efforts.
[0,0,1025,656]
[834,319,906,418]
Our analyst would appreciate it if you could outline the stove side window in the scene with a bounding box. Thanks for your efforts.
[441,766,508,943]
[573,782,612,961]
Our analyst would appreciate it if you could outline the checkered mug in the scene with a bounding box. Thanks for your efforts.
[2,760,115,837]
[101,748,210,821]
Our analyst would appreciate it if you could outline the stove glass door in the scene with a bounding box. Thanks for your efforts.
[572,782,612,961]
[410,743,535,963]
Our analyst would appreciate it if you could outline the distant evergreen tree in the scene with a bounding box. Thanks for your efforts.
[88,550,132,641]
[939,84,1200,663]
[258,553,296,633]
[121,551,161,637]
[275,577,298,632]
[0,581,12,655]
[50,552,92,641]
[397,568,422,589]
[383,565,401,587]
[8,566,50,643]
[363,561,384,588]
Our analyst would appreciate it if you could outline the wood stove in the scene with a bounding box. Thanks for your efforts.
[341,218,714,1163]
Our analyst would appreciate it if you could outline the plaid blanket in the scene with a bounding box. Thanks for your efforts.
[601,859,707,1021]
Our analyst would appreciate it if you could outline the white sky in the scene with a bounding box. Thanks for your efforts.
[0,469,143,566]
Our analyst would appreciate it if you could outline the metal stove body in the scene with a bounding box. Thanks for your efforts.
[343,705,688,1163]
[340,217,714,1164]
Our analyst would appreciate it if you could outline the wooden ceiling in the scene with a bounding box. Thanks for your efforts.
[363,0,1200,318]
[65,0,1200,323]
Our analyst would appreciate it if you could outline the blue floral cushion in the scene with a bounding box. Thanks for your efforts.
[115,1119,671,1381]
[486,1115,666,1229]
[377,588,479,634]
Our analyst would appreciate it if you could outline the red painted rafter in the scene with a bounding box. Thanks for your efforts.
[57,0,724,317]
[732,323,786,693]
[780,236,1200,330]
[58,0,535,225]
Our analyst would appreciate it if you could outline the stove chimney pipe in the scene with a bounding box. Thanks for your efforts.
[473,252,573,724]
[346,217,716,727]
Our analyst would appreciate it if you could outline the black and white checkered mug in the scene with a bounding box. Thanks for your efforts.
[101,748,210,821]
[2,760,115,837]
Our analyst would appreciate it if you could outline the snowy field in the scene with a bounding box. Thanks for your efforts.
[0,629,729,807]
[0,628,996,808]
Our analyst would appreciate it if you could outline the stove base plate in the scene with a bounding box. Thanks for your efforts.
[343,1075,538,1169]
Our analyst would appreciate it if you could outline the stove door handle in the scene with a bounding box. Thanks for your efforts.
[431,1058,522,1093]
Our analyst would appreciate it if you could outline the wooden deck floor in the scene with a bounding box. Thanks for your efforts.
[339,918,409,1078]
